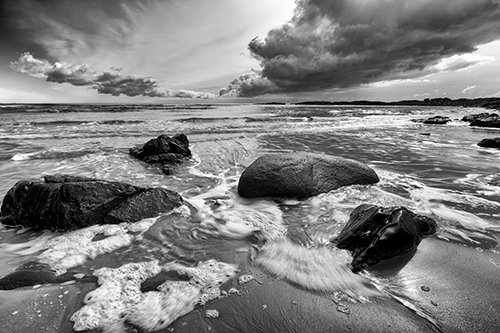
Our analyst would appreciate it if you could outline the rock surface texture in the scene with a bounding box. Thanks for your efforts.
[335,204,437,272]
[130,134,191,175]
[0,174,185,231]
[237,153,379,198]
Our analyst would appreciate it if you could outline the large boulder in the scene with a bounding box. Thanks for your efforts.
[478,137,500,149]
[0,174,186,231]
[130,134,191,175]
[334,204,437,272]
[237,153,379,198]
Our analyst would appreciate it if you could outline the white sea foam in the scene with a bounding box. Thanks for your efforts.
[410,187,499,231]
[37,217,159,275]
[254,239,381,298]
[195,196,287,240]
[11,152,37,161]
[71,259,238,333]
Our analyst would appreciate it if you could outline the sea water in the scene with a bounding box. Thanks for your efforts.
[0,103,499,331]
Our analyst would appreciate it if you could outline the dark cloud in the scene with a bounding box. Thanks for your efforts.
[221,0,500,97]
[10,53,214,99]
[3,0,151,61]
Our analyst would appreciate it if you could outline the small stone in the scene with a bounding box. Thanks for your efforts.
[337,304,350,315]
[262,304,267,310]
[12,311,18,315]
[228,287,241,295]
[431,300,438,306]
[205,309,219,319]
[292,301,297,305]
[237,274,255,285]
[420,285,431,292]
[332,291,344,304]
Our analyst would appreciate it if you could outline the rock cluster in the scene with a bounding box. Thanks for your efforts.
[0,174,185,231]
[462,113,500,128]
[130,133,191,174]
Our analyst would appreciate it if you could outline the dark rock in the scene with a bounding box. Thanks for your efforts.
[0,174,185,231]
[237,153,379,198]
[411,116,451,125]
[470,114,500,128]
[477,137,500,148]
[0,262,95,290]
[334,204,437,272]
[461,112,498,122]
[130,134,191,174]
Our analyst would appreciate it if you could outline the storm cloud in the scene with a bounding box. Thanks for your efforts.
[10,53,214,99]
[220,0,500,97]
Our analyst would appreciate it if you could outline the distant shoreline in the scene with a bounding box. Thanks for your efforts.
[260,97,500,110]
[2,97,500,110]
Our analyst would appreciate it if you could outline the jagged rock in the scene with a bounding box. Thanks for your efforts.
[335,204,437,272]
[411,116,451,124]
[130,134,191,175]
[0,174,185,231]
[478,137,500,149]
[237,153,379,198]
[470,114,500,128]
[461,112,498,122]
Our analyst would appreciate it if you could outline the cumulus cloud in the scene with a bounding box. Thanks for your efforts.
[221,0,500,97]
[10,53,214,99]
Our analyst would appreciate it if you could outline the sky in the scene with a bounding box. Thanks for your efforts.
[1,0,500,103]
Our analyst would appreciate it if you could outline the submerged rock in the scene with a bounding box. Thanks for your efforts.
[411,116,451,125]
[130,133,191,175]
[0,174,185,231]
[238,153,379,198]
[0,262,94,290]
[335,204,437,272]
[478,137,500,149]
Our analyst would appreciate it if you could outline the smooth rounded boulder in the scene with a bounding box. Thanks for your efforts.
[237,153,379,198]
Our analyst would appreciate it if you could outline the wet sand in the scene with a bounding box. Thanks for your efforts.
[2,237,499,333]
[168,237,500,333]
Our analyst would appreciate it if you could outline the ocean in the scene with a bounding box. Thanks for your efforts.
[0,103,499,332]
